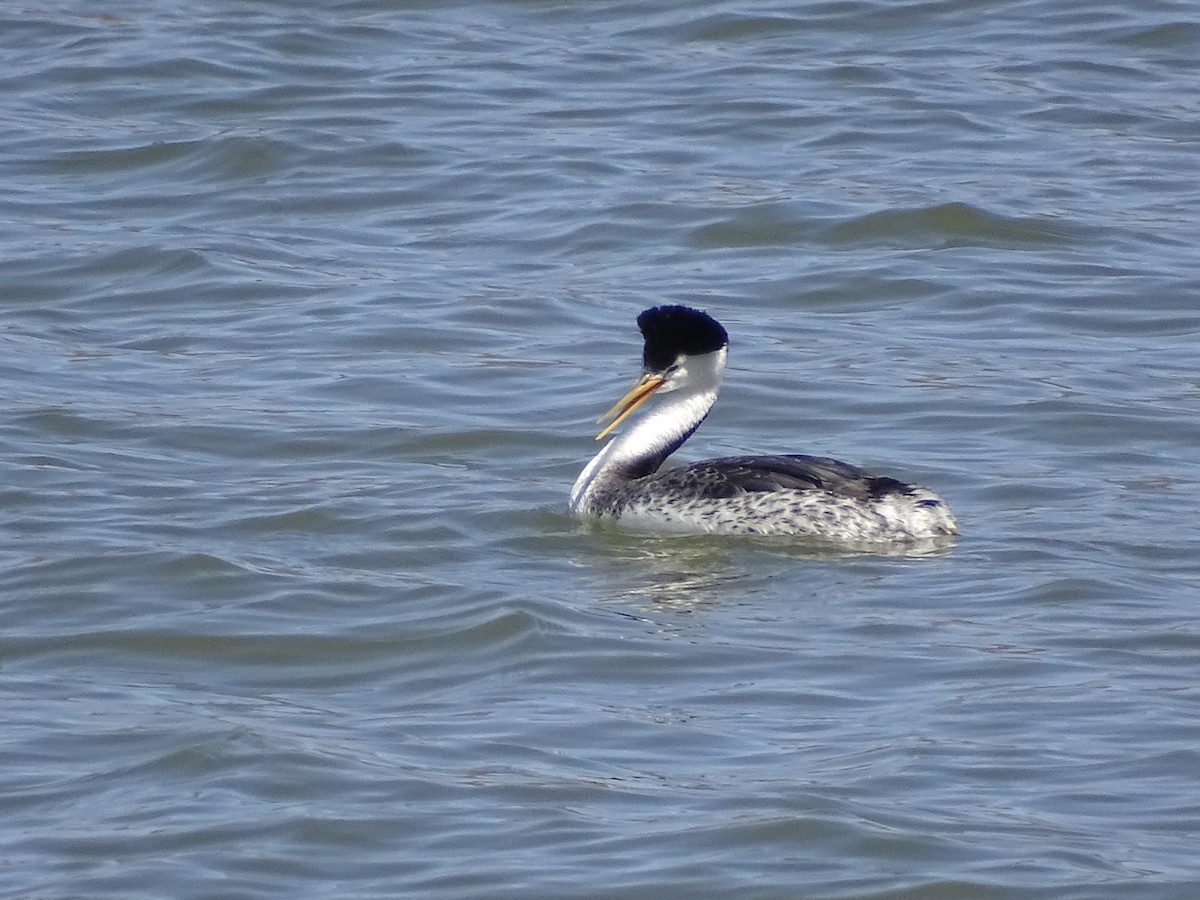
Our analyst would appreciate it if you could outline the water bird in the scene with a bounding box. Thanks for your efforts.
[569,305,958,544]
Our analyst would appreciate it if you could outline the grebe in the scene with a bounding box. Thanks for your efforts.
[569,305,958,543]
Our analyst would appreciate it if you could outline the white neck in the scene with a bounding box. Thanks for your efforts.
[570,348,725,514]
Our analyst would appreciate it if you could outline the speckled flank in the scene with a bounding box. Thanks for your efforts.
[580,473,958,542]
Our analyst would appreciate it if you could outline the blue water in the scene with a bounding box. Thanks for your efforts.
[3,1,1200,897]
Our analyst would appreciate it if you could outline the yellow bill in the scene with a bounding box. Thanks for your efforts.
[595,372,665,440]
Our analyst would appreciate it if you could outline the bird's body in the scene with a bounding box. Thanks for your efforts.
[569,305,958,545]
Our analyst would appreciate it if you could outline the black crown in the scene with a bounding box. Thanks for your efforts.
[636,305,729,372]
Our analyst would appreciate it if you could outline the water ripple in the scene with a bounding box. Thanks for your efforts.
[3,0,1200,897]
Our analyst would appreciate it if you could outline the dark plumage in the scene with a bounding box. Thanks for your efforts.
[649,454,922,504]
[638,306,728,372]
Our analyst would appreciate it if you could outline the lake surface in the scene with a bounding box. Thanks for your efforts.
[3,1,1200,897]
